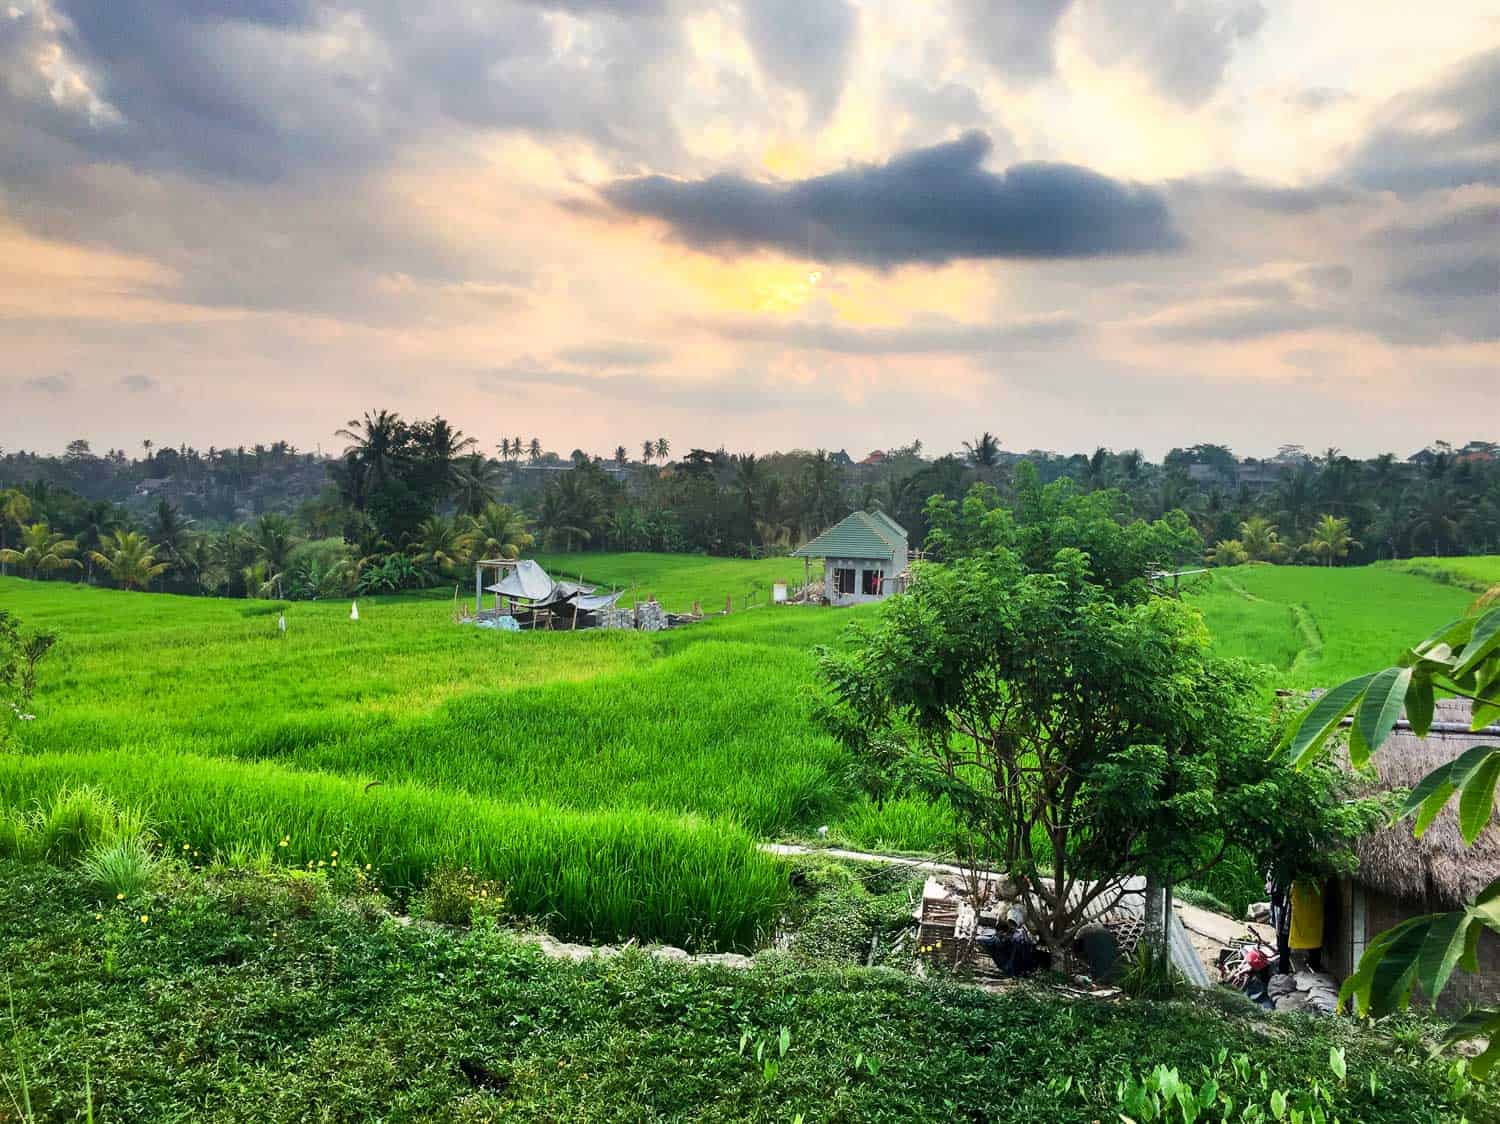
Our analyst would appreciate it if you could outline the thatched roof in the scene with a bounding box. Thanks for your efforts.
[1350,698,1500,909]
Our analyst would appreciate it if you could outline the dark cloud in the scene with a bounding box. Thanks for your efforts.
[1374,203,1500,247]
[1077,0,1267,108]
[1391,256,1499,301]
[117,373,158,392]
[1346,47,1500,193]
[1149,303,1330,342]
[713,314,1085,354]
[954,0,1072,82]
[1218,278,1294,302]
[22,372,74,394]
[742,0,858,123]
[602,131,1181,265]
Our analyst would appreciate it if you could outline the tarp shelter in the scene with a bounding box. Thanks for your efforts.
[475,558,623,626]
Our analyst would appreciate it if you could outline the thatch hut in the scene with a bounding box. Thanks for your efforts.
[1325,698,1500,1012]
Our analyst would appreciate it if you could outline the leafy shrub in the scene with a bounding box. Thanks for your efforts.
[414,864,506,926]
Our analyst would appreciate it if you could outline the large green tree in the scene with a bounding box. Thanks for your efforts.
[819,547,1283,952]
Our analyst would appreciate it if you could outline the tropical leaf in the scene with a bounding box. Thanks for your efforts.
[1400,744,1498,837]
[1406,674,1435,738]
[1287,674,1376,767]
[1454,607,1500,680]
[1351,666,1411,768]
[1459,755,1500,845]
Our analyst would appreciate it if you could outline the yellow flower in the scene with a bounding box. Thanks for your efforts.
[364,864,371,871]
[116,892,125,901]
[330,860,338,868]
[94,913,102,921]
[331,849,338,857]
[139,914,149,924]
[183,843,191,851]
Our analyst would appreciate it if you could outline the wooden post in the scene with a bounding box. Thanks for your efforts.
[475,563,483,615]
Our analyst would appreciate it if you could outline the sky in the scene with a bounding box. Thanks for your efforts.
[1,0,1497,460]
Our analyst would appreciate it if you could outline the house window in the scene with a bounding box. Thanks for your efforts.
[861,568,881,596]
[833,567,856,595]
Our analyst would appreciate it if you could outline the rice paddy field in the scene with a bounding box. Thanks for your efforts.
[3,553,1493,949]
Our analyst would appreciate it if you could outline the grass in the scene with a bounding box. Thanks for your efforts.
[1188,563,1479,688]
[2,858,1487,1123]
[533,551,810,613]
[1385,555,1500,596]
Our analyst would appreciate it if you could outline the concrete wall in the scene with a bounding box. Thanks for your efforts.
[823,557,898,606]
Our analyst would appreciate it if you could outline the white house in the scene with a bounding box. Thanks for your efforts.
[792,511,909,606]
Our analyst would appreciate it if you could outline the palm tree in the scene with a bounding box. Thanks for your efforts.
[1404,481,1471,556]
[1084,447,1111,492]
[654,436,670,463]
[539,472,602,552]
[963,431,1000,468]
[1206,539,1249,567]
[0,488,34,575]
[415,417,477,500]
[152,499,195,574]
[0,522,82,579]
[614,445,628,467]
[498,438,512,461]
[251,513,298,575]
[642,439,655,464]
[528,437,543,463]
[1274,464,1319,538]
[511,436,523,463]
[1305,514,1359,566]
[733,453,763,532]
[76,500,122,583]
[90,530,168,591]
[408,514,471,576]
[336,409,407,489]
[1238,516,1284,562]
[800,450,843,535]
[452,453,501,516]
[466,503,534,560]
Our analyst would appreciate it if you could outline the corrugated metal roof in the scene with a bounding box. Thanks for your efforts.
[792,511,906,560]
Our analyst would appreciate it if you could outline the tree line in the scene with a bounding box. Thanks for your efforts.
[2,418,1496,598]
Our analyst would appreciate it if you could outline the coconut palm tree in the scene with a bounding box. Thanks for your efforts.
[1403,481,1471,556]
[0,488,34,575]
[614,445,628,467]
[152,499,195,575]
[414,417,477,500]
[76,500,122,583]
[0,522,82,579]
[409,514,471,576]
[963,431,1001,468]
[498,438,512,461]
[465,503,534,560]
[1305,514,1359,566]
[642,439,655,464]
[452,453,501,516]
[539,472,601,552]
[251,513,298,576]
[89,530,168,591]
[1238,515,1284,562]
[1206,539,1249,567]
[528,437,543,463]
[336,409,408,489]
[654,436,670,462]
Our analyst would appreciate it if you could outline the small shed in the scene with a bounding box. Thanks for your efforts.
[792,511,909,606]
[1324,697,1500,1013]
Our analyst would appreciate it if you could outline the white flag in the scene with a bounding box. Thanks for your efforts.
[350,600,360,621]
[277,612,287,633]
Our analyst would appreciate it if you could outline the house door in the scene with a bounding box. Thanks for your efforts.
[861,569,881,596]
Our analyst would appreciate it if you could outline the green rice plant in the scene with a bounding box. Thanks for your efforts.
[0,758,786,951]
[80,834,159,899]
[31,786,149,864]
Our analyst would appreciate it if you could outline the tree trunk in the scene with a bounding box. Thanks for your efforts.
[1142,874,1166,952]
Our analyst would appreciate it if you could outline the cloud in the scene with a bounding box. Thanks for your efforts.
[742,0,858,123]
[555,343,672,367]
[22,372,74,394]
[1075,0,1267,108]
[1374,202,1500,247]
[1173,174,1358,215]
[602,131,1181,265]
[1391,255,1499,300]
[1148,302,1331,342]
[1346,47,1500,193]
[117,373,158,392]
[953,0,1072,82]
[1287,87,1353,112]
[712,313,1086,354]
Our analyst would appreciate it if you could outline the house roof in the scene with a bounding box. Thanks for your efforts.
[1346,697,1500,908]
[792,511,906,560]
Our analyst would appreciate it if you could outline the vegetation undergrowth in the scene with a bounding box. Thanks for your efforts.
[1,858,1487,1123]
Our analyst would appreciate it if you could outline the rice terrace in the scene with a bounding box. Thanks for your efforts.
[4,3,1500,1118]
